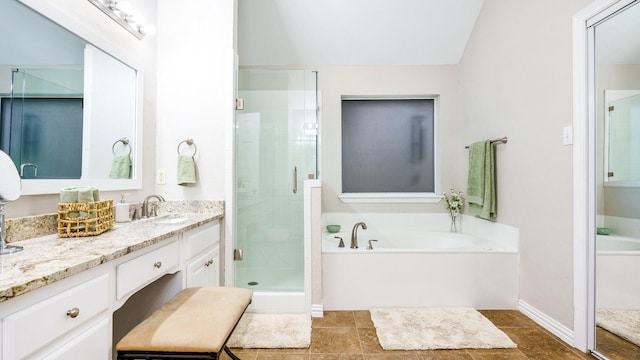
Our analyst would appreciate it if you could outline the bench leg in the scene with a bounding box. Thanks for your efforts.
[223,345,242,360]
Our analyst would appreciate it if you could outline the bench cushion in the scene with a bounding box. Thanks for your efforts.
[116,287,253,353]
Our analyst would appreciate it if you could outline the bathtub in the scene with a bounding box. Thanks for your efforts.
[321,216,519,310]
[596,234,640,310]
[324,231,512,253]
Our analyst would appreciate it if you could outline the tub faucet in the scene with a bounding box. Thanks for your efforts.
[142,194,165,218]
[351,222,367,249]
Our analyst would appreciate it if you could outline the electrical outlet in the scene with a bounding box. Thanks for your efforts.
[156,169,166,185]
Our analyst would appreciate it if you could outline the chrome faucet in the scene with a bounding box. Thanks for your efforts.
[351,222,367,249]
[142,194,165,218]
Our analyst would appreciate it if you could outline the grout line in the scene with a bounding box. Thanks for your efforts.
[353,311,365,356]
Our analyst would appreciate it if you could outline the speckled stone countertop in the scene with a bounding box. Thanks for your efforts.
[0,201,223,303]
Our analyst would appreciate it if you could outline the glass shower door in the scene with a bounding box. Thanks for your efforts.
[235,69,317,292]
[0,69,84,179]
[606,93,640,182]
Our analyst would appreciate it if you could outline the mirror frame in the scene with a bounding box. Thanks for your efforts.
[16,0,144,195]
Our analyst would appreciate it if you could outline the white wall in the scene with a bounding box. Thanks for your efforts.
[458,0,592,329]
[6,0,157,217]
[155,0,235,201]
[320,65,465,214]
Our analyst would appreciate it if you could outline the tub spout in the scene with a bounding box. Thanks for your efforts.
[351,222,367,249]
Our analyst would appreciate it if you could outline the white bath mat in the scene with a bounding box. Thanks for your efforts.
[596,309,640,346]
[227,313,311,348]
[370,307,517,350]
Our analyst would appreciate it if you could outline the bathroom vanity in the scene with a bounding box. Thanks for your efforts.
[0,207,222,359]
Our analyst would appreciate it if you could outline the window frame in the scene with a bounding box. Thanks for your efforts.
[338,95,442,204]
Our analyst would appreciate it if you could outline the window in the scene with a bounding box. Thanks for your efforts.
[341,97,436,201]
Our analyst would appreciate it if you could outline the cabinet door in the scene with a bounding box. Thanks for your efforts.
[186,246,220,288]
[205,245,220,287]
[40,318,110,360]
[186,251,208,288]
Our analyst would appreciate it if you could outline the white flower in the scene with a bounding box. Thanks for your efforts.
[443,189,464,216]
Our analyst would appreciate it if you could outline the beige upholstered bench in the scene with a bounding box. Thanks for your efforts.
[116,287,253,360]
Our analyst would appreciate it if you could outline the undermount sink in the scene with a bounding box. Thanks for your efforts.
[156,217,189,225]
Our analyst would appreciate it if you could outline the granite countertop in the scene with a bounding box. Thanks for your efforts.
[0,202,223,303]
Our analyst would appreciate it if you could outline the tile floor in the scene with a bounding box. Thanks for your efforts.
[595,327,640,360]
[224,310,599,360]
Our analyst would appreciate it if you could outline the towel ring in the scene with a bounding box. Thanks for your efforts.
[112,138,132,156]
[177,139,197,157]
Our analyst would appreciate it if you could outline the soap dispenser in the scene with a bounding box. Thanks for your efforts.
[115,194,131,223]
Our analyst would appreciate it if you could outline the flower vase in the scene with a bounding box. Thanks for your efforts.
[450,213,458,232]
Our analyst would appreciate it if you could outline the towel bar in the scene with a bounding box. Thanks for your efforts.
[465,137,508,149]
[178,139,197,156]
[112,138,131,155]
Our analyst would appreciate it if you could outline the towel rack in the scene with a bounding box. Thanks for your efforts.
[177,138,197,157]
[112,137,131,155]
[465,137,508,149]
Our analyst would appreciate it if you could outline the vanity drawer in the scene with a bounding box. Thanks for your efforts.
[186,221,220,259]
[2,274,109,360]
[116,240,180,300]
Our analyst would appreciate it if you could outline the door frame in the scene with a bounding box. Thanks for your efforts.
[572,0,638,352]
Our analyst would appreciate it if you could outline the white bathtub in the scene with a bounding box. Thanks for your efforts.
[596,234,640,310]
[596,234,640,252]
[321,217,519,310]
[323,231,513,253]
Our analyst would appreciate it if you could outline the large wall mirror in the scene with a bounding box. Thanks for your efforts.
[0,0,143,195]
[591,0,640,358]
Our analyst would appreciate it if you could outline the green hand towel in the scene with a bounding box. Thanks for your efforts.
[467,140,496,220]
[60,187,80,203]
[60,186,99,218]
[109,155,132,179]
[177,155,196,185]
[77,187,95,202]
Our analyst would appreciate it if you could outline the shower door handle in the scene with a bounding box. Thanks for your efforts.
[292,166,298,194]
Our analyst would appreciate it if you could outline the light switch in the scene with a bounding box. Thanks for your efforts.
[563,126,573,146]
[156,169,166,185]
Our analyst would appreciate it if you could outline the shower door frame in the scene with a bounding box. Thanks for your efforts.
[225,68,317,314]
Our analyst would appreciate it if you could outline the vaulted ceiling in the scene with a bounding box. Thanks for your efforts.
[237,0,485,66]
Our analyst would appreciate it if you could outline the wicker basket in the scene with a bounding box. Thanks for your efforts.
[57,200,114,238]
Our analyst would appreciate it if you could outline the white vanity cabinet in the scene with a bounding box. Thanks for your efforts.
[0,216,222,360]
[2,273,110,360]
[185,221,221,288]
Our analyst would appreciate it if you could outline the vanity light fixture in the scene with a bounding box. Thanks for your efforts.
[87,0,146,39]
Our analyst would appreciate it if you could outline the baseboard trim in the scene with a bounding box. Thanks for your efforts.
[311,304,324,318]
[519,300,575,346]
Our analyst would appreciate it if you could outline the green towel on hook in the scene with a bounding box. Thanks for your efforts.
[467,140,496,220]
[177,155,196,185]
[109,155,132,179]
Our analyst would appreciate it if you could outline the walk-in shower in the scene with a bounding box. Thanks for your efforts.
[0,68,84,179]
[234,69,317,312]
